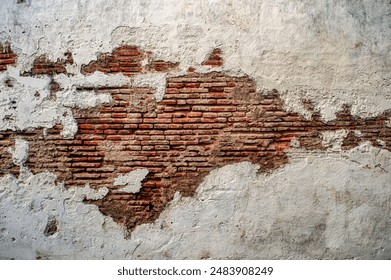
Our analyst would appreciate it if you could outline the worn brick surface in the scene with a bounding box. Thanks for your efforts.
[81,45,178,76]
[27,52,73,76]
[202,48,223,67]
[1,70,391,231]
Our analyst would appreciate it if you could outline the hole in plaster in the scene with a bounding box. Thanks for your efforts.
[44,216,59,236]
[10,100,17,109]
[3,115,14,122]
[5,78,13,87]
[16,0,30,5]
[35,252,49,260]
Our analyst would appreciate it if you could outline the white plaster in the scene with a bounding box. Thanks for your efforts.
[133,73,166,101]
[0,67,54,131]
[114,169,149,194]
[376,139,386,148]
[7,139,29,166]
[60,109,78,140]
[1,144,391,259]
[76,185,109,201]
[354,130,363,137]
[321,129,348,151]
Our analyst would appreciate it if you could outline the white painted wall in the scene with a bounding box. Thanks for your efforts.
[0,0,390,259]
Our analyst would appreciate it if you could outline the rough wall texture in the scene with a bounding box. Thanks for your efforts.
[0,0,390,259]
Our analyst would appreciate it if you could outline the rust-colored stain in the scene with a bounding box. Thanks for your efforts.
[1,44,390,231]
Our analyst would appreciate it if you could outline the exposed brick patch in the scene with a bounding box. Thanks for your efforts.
[342,131,364,150]
[27,52,73,76]
[147,60,179,72]
[81,45,178,76]
[82,46,145,76]
[202,48,223,67]
[0,43,17,71]
[1,72,390,232]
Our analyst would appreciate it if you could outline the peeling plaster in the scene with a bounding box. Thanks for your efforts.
[321,129,348,151]
[114,169,149,194]
[0,68,114,138]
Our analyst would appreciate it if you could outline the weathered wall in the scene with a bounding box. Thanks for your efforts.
[0,0,390,259]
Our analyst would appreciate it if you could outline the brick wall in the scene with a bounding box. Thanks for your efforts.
[202,48,223,67]
[1,69,391,230]
[1,44,391,231]
[81,45,178,76]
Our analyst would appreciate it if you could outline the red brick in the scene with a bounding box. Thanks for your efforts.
[79,124,95,129]
[159,100,177,105]
[139,124,153,129]
[2,69,388,234]
[106,135,122,141]
[188,112,203,117]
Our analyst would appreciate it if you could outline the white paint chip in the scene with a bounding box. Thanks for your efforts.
[114,169,149,194]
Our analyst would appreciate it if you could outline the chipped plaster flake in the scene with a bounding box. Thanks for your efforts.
[75,186,109,201]
[133,73,166,101]
[0,67,165,135]
[60,109,78,140]
[354,130,363,137]
[56,72,130,89]
[1,144,391,259]
[61,91,112,109]
[321,129,348,151]
[7,139,29,166]
[113,169,149,194]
